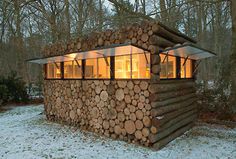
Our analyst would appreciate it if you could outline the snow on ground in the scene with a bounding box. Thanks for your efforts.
[0,105,235,159]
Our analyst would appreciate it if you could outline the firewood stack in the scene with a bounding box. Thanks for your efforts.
[43,20,197,149]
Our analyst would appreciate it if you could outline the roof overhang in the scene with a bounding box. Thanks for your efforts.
[160,43,216,60]
[27,43,147,64]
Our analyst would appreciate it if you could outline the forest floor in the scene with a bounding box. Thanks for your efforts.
[0,105,235,159]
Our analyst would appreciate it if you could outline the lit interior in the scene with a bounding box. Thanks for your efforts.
[160,54,176,79]
[46,62,61,78]
[181,58,192,78]
[85,57,110,79]
[132,53,150,79]
[115,55,131,78]
[64,60,82,79]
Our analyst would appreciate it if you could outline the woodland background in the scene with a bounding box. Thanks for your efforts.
[0,0,235,115]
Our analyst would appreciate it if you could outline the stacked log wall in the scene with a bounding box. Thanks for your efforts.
[44,80,152,146]
[148,80,198,149]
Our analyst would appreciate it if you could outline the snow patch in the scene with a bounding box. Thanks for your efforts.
[0,105,235,159]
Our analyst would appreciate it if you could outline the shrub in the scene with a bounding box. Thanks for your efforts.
[0,71,29,105]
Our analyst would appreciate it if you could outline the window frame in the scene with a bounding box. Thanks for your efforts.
[114,52,151,80]
[84,57,111,79]
[45,62,62,79]
[159,53,194,80]
[44,52,194,80]
[63,60,83,79]
[180,57,194,79]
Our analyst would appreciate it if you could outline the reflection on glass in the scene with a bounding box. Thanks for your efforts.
[132,53,150,78]
[115,55,131,78]
[85,57,110,78]
[160,54,176,79]
[64,60,82,78]
[181,58,192,78]
[46,62,61,78]
[98,57,110,78]
[168,56,176,78]
[85,59,98,78]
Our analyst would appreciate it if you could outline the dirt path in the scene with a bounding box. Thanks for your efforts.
[0,105,235,159]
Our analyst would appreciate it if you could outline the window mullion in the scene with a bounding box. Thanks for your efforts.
[130,47,132,79]
[166,56,169,79]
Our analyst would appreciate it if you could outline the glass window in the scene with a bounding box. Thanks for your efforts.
[85,59,98,78]
[85,57,110,79]
[98,57,110,78]
[160,54,176,79]
[64,60,82,79]
[181,58,193,78]
[46,62,61,79]
[160,54,167,79]
[115,55,131,79]
[132,53,150,79]
[115,53,150,79]
[168,56,176,78]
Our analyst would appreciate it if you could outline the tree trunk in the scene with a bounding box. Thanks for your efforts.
[229,0,236,113]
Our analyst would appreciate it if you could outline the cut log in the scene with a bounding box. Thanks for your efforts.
[69,110,76,120]
[152,103,197,127]
[150,74,160,83]
[109,120,116,127]
[151,97,197,117]
[103,120,110,130]
[100,91,108,101]
[116,89,125,101]
[148,45,159,54]
[149,114,197,143]
[143,116,151,127]
[98,37,104,46]
[142,128,150,137]
[130,113,136,121]
[134,85,141,94]
[151,93,196,108]
[125,95,132,104]
[151,23,194,44]
[127,81,134,90]
[114,125,122,135]
[149,80,195,94]
[138,28,143,35]
[135,120,144,130]
[141,33,149,42]
[117,81,127,88]
[135,130,143,139]
[140,81,149,90]
[117,112,125,122]
[157,22,196,43]
[149,88,195,102]
[151,54,161,65]
[151,64,161,74]
[157,109,197,132]
[136,110,144,120]
[149,35,175,48]
[150,126,158,134]
[108,108,117,119]
[153,123,194,150]
[129,105,136,113]
[124,120,136,134]
[124,108,130,116]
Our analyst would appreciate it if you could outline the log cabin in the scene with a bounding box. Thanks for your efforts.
[28,21,215,149]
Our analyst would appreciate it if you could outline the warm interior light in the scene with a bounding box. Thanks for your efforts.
[46,62,61,78]
[160,54,176,79]
[181,58,192,78]
[64,60,82,79]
